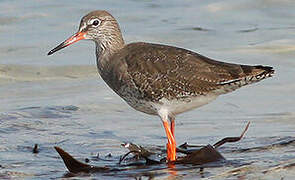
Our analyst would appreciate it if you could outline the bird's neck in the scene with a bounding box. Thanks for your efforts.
[95,34,124,73]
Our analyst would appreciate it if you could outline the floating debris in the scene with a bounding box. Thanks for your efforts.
[230,136,295,153]
[120,142,161,165]
[175,145,225,165]
[105,153,112,158]
[54,147,115,174]
[84,158,90,163]
[236,27,259,33]
[32,144,39,154]
[54,122,251,174]
[213,121,250,148]
[180,27,213,32]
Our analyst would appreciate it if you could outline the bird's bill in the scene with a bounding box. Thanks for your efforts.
[47,32,86,55]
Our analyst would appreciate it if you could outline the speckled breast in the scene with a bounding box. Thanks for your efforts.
[116,84,159,115]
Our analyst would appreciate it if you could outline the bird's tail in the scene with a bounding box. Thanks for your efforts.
[215,65,274,94]
[249,65,274,77]
[240,65,274,84]
[220,65,274,85]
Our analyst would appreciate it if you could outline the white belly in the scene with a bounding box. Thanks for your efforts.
[152,94,218,116]
[117,84,218,116]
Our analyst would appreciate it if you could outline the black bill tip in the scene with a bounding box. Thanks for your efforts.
[47,50,54,56]
[47,32,86,56]
[47,42,66,56]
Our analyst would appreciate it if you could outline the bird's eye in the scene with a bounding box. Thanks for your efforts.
[91,19,101,27]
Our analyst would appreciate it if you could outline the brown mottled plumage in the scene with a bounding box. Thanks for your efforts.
[107,42,273,100]
[48,10,274,162]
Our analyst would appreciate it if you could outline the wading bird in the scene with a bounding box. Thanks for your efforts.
[48,10,274,162]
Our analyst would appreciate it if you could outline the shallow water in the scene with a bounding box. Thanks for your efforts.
[0,0,295,179]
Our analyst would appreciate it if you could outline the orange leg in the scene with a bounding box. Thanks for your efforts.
[162,121,176,162]
[170,117,175,139]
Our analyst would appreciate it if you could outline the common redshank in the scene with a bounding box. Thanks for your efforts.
[48,10,274,162]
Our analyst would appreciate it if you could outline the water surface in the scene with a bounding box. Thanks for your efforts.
[0,0,295,179]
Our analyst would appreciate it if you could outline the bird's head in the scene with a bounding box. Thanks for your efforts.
[48,10,124,56]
